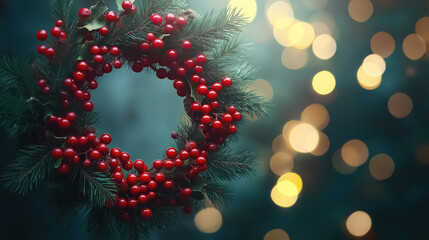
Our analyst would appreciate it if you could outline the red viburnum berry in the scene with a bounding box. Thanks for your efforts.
[150,14,163,25]
[78,8,91,18]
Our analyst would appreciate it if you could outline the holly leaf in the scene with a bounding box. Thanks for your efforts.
[77,41,94,61]
[189,81,205,104]
[116,0,135,12]
[77,0,108,32]
[54,159,62,168]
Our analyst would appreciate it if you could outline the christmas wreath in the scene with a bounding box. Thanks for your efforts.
[0,0,265,238]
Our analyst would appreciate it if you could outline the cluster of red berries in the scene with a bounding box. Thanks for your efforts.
[36,20,67,57]
[38,1,241,221]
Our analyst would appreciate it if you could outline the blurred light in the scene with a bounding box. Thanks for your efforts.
[312,71,336,95]
[341,139,369,167]
[288,21,315,49]
[289,122,319,153]
[264,229,290,240]
[369,153,394,180]
[311,21,332,36]
[348,0,373,23]
[415,17,429,42]
[402,34,426,60]
[346,211,372,237]
[248,79,274,101]
[357,65,382,90]
[370,32,395,58]
[312,34,337,60]
[281,47,308,69]
[277,181,299,197]
[194,208,222,233]
[270,152,294,176]
[405,66,416,77]
[250,21,273,42]
[267,1,294,26]
[310,12,336,35]
[273,18,299,47]
[362,54,386,77]
[273,134,297,157]
[303,0,328,10]
[228,0,257,23]
[416,143,429,165]
[278,172,303,192]
[388,92,413,118]
[311,132,330,156]
[332,149,357,175]
[271,185,298,208]
[300,103,330,130]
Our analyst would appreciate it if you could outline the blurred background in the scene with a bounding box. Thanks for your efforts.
[1,0,429,239]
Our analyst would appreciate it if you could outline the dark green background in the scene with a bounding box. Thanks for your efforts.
[1,0,429,239]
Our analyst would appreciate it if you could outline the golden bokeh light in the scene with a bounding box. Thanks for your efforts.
[264,229,290,240]
[266,1,294,26]
[194,208,222,233]
[303,0,328,11]
[388,92,413,118]
[310,12,336,34]
[416,143,429,165]
[311,132,330,156]
[402,34,426,60]
[300,103,330,130]
[346,211,372,237]
[277,181,299,197]
[332,149,357,175]
[369,153,395,180]
[288,21,315,49]
[288,122,319,153]
[357,65,382,90]
[271,185,298,208]
[228,0,257,23]
[348,0,373,23]
[341,139,369,167]
[311,21,332,36]
[370,32,395,58]
[312,34,337,60]
[248,79,274,101]
[312,71,336,95]
[415,16,429,42]
[273,134,297,157]
[278,172,303,193]
[270,152,294,176]
[273,18,299,47]
[362,54,386,77]
[281,47,308,70]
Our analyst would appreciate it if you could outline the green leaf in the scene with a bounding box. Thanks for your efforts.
[116,0,135,12]
[189,81,205,104]
[77,41,95,61]
[77,0,108,31]
[54,159,62,168]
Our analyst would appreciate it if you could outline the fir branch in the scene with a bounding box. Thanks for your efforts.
[86,206,116,240]
[50,0,78,35]
[0,95,39,138]
[201,183,233,208]
[0,56,34,97]
[200,149,256,182]
[78,168,118,207]
[1,145,53,195]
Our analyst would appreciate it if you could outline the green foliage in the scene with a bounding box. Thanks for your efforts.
[78,0,109,32]
[0,56,35,97]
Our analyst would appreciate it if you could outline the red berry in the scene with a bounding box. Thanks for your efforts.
[190,75,200,83]
[164,24,174,33]
[37,79,47,88]
[196,54,207,65]
[113,60,122,68]
[78,8,91,18]
[165,13,176,23]
[139,172,151,183]
[228,105,236,113]
[212,82,222,91]
[174,158,183,167]
[129,185,140,195]
[120,152,130,161]
[73,71,85,82]
[37,30,48,41]
[133,159,144,171]
[67,136,78,147]
[197,85,208,95]
[164,180,174,188]
[65,112,76,121]
[185,141,197,150]
[173,79,184,89]
[181,188,192,197]
[56,20,63,26]
[71,155,80,164]
[194,65,203,74]
[42,86,51,94]
[113,171,123,182]
[88,80,98,89]
[207,90,217,100]
[222,113,233,123]
[150,14,163,25]
[179,150,189,160]
[82,101,94,111]
[183,205,192,214]
[58,118,70,129]
[51,27,62,38]
[233,111,242,121]
[99,134,111,144]
[127,174,138,185]
[182,40,192,50]
[208,143,218,152]
[139,42,150,51]
[191,102,201,111]
[123,160,133,170]
[184,59,195,69]
[222,77,232,87]
[153,159,163,169]
[163,160,174,169]
[152,38,164,49]
[60,32,67,40]
[128,199,138,208]
[122,1,133,11]
[77,61,88,71]
[52,148,63,159]
[156,68,168,79]
[109,158,119,168]
[105,11,117,22]
[108,47,119,56]
[141,208,153,219]
[154,172,165,183]
[176,17,186,27]
[37,45,47,54]
[98,161,107,171]
[99,26,109,36]
[190,148,199,158]
[58,163,70,175]
[196,156,206,165]
[90,45,100,55]
[176,67,186,77]
[228,124,237,134]
[89,150,101,160]
[200,104,211,114]
[167,49,177,59]
[132,61,143,72]
[98,143,109,155]
[45,48,55,57]
[63,148,75,160]
[118,198,127,208]
[201,114,211,124]
[93,54,104,63]
[138,194,148,204]
[148,180,157,190]
[165,148,177,158]
[146,32,155,42]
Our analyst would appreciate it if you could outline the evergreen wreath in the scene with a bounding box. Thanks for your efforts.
[0,0,265,238]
